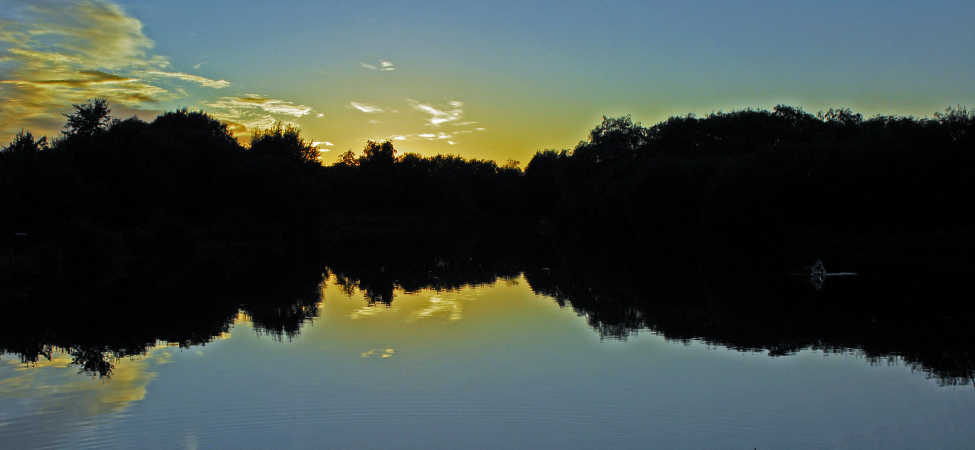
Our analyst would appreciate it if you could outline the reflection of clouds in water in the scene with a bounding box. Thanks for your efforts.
[360,348,395,359]
[413,296,463,321]
[349,304,397,320]
[184,432,200,450]
[0,347,172,417]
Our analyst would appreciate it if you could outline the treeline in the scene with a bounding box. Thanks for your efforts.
[4,100,975,284]
[324,141,525,218]
[1,100,329,288]
[525,106,975,266]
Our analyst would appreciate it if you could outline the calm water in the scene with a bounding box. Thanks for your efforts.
[2,273,974,449]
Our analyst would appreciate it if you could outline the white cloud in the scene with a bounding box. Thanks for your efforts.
[208,94,311,118]
[349,101,383,113]
[316,113,324,118]
[312,141,333,152]
[193,61,205,70]
[144,71,230,88]
[206,94,313,137]
[361,59,395,71]
[410,99,463,126]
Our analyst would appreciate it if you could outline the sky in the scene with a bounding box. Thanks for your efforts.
[1,0,974,164]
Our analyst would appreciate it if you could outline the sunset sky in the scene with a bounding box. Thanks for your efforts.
[2,0,974,163]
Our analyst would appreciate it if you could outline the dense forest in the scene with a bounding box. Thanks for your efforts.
[2,100,974,291]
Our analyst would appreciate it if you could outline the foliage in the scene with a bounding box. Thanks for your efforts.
[250,122,319,164]
[62,98,112,138]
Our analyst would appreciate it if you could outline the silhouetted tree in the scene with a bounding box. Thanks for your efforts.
[62,98,111,138]
[250,123,318,164]
[359,140,396,168]
[336,150,359,167]
[1,130,47,154]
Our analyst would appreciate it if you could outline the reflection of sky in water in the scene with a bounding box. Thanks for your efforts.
[1,275,974,449]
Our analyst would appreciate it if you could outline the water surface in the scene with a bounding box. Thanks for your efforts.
[2,271,974,449]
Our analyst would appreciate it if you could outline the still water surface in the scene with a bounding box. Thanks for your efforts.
[2,274,974,449]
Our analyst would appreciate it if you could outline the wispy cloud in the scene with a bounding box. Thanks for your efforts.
[192,61,205,70]
[391,126,484,145]
[0,1,298,143]
[360,59,395,71]
[208,94,312,117]
[311,141,333,152]
[204,94,313,138]
[410,99,463,126]
[349,101,383,113]
[144,71,230,88]
[0,0,174,139]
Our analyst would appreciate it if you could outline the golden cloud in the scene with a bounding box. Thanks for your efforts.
[0,1,173,140]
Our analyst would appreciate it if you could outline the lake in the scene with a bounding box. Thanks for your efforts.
[2,259,974,449]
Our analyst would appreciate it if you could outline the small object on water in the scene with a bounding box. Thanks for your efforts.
[794,259,858,290]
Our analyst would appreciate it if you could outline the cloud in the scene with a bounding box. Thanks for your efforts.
[409,99,463,126]
[312,141,332,152]
[0,0,174,140]
[205,94,313,138]
[192,61,205,70]
[208,94,312,117]
[360,59,395,71]
[144,71,230,88]
[0,1,318,144]
[349,101,383,113]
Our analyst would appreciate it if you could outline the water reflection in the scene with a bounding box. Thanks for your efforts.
[2,237,975,449]
[2,235,974,390]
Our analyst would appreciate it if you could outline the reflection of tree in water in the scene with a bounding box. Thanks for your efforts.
[325,238,975,387]
[0,255,327,377]
[523,250,975,387]
[3,235,974,387]
[322,234,523,307]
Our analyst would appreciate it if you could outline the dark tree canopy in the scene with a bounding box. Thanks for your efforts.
[1,130,47,154]
[360,140,397,168]
[249,123,319,163]
[62,98,112,138]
